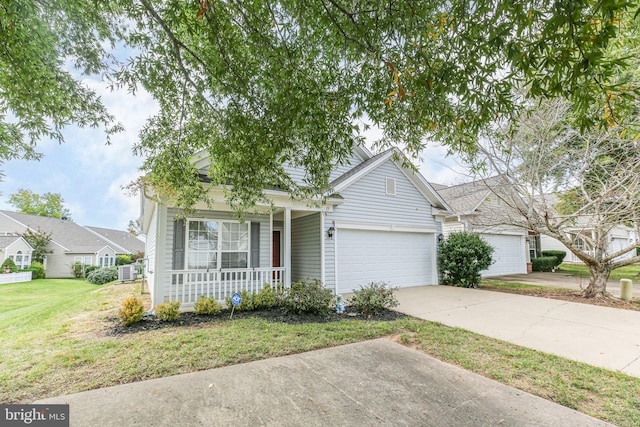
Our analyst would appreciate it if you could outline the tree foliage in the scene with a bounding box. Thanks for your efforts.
[8,189,71,219]
[0,0,124,162]
[474,98,640,298]
[1,0,639,210]
[22,227,53,264]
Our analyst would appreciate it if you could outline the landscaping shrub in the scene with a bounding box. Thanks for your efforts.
[116,254,133,266]
[84,265,100,276]
[118,295,145,326]
[27,261,45,279]
[282,279,333,315]
[155,301,181,321]
[541,250,566,269]
[1,258,18,273]
[194,296,221,315]
[225,285,283,312]
[86,267,118,285]
[71,261,84,278]
[253,284,281,310]
[438,232,494,288]
[349,282,399,316]
[225,289,256,311]
[532,256,557,272]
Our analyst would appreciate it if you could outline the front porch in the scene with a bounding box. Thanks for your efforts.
[157,202,331,307]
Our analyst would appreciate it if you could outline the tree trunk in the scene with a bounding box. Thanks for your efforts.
[583,264,612,298]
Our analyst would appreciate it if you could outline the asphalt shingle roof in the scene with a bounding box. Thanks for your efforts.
[434,176,506,214]
[86,226,145,254]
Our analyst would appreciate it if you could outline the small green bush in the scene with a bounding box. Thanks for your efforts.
[541,250,566,269]
[155,301,181,321]
[349,282,399,316]
[84,265,100,276]
[253,285,281,310]
[225,289,256,311]
[86,267,118,285]
[118,295,145,326]
[532,256,557,272]
[71,261,84,278]
[282,279,333,315]
[1,258,18,273]
[116,254,133,266]
[438,232,494,288]
[27,261,46,279]
[194,296,221,315]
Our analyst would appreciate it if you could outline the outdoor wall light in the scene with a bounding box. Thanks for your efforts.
[437,233,445,243]
[327,227,335,239]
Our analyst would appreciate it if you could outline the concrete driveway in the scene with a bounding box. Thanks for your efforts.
[394,285,640,377]
[37,339,610,426]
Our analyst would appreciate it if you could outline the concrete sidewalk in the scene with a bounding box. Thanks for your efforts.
[395,285,640,377]
[37,339,610,426]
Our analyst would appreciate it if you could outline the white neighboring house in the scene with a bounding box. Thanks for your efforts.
[140,146,451,308]
[432,178,530,277]
[0,211,145,278]
[0,234,34,270]
[540,224,638,264]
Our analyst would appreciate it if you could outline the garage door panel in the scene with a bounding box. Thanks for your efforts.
[337,229,433,294]
[480,234,526,277]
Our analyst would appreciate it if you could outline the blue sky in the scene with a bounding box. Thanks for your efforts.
[0,76,469,231]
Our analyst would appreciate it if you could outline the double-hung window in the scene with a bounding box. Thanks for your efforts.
[187,220,249,269]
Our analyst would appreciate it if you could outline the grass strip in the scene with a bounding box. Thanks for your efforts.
[2,279,640,426]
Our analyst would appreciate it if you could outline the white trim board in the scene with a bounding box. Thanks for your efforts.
[334,221,437,234]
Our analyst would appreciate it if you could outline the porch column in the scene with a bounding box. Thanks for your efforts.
[285,207,292,287]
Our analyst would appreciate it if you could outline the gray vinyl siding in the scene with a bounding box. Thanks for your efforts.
[329,160,436,226]
[291,213,321,282]
[42,249,77,278]
[324,158,441,290]
[283,149,365,186]
[161,209,271,302]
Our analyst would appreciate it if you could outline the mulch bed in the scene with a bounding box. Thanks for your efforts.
[108,306,406,336]
[482,285,640,312]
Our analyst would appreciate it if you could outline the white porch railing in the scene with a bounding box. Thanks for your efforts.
[0,271,33,285]
[167,267,286,305]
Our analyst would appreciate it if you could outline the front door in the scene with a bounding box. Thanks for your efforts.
[272,231,281,267]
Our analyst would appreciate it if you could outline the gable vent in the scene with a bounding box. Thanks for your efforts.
[385,177,396,195]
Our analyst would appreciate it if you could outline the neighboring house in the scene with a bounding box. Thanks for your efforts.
[141,146,450,308]
[86,226,146,264]
[0,234,34,269]
[540,224,638,264]
[0,211,145,278]
[433,178,530,277]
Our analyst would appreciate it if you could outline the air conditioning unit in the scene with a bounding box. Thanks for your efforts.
[118,265,138,282]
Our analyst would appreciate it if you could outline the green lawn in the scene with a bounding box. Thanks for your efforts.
[559,263,640,282]
[1,279,640,426]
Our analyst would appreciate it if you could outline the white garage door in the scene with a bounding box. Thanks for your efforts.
[336,229,434,294]
[480,234,526,277]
